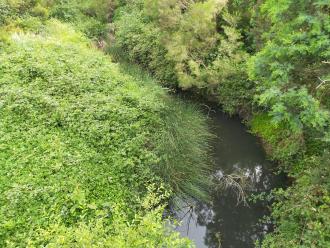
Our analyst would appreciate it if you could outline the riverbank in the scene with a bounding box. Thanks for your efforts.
[0,2,212,247]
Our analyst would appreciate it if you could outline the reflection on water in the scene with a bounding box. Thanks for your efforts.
[175,110,286,248]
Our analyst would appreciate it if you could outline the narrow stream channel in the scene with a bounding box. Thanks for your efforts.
[174,108,287,248]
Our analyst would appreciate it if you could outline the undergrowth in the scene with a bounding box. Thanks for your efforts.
[0,4,212,246]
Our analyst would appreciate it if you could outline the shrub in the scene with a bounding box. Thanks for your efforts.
[48,0,109,39]
[248,0,330,140]
[112,5,177,85]
[31,3,49,19]
[262,154,330,248]
[112,0,251,99]
[250,113,304,162]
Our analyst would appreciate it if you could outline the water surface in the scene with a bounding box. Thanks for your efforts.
[175,108,286,248]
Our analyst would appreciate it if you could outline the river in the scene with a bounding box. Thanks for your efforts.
[174,106,287,248]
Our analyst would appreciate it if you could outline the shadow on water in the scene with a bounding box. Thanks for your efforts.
[173,107,287,248]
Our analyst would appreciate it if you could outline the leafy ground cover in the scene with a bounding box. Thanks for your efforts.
[0,2,212,246]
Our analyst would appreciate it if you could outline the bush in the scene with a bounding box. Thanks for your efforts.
[112,0,251,98]
[112,5,177,85]
[248,0,330,140]
[48,0,110,39]
[262,154,330,248]
[31,3,49,19]
[250,113,304,162]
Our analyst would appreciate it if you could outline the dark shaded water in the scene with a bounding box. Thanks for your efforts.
[174,109,286,248]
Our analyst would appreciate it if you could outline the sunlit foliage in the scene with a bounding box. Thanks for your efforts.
[0,2,213,246]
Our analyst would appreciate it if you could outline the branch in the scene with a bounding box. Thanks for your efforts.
[216,173,251,206]
[316,77,330,89]
[201,104,216,117]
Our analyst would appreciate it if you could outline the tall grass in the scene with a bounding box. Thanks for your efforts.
[156,99,214,202]
[113,58,214,202]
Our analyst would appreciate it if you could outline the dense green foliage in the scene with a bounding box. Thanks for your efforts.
[248,0,330,160]
[0,0,113,38]
[1,0,330,247]
[112,0,251,115]
[110,0,330,247]
[262,154,330,248]
[0,1,214,247]
[251,1,330,246]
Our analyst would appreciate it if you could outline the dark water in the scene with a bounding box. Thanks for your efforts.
[174,109,286,248]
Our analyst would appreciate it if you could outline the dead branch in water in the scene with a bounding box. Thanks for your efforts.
[216,173,251,206]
